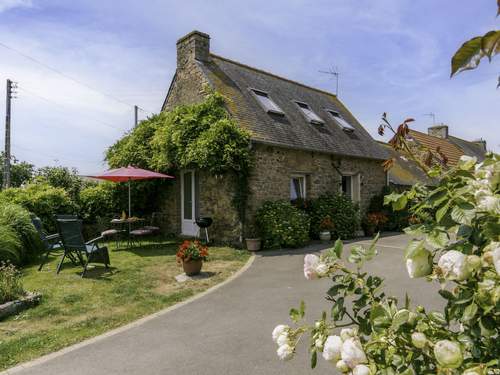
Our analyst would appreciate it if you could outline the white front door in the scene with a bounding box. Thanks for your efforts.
[181,170,197,236]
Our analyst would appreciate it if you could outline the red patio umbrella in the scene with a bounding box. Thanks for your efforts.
[87,166,174,218]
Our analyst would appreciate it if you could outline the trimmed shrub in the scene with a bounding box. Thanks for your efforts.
[0,203,42,264]
[256,200,310,249]
[79,182,118,223]
[368,186,410,231]
[307,193,360,239]
[0,226,22,265]
[0,183,77,232]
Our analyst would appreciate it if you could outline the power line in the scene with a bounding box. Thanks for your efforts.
[0,40,156,114]
[18,86,126,132]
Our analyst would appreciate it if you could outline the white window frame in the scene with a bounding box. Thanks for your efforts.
[295,101,324,125]
[249,88,284,115]
[326,110,355,132]
[290,174,307,200]
[340,173,360,203]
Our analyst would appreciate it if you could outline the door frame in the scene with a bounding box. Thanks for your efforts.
[180,169,197,236]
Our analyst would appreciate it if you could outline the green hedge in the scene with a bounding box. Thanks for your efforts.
[0,183,77,232]
[307,193,360,239]
[79,182,118,223]
[256,200,310,249]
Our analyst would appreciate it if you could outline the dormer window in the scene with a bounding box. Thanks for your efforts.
[251,89,284,115]
[327,110,355,132]
[295,101,324,125]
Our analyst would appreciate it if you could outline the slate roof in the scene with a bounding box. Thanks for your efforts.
[408,130,486,166]
[378,142,436,187]
[198,54,388,161]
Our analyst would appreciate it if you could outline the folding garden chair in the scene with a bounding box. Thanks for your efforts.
[31,216,68,271]
[55,218,111,277]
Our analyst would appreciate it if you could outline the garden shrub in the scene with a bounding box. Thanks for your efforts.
[367,186,410,231]
[0,262,25,304]
[79,182,118,223]
[307,193,360,239]
[256,200,310,249]
[0,183,77,232]
[0,226,22,265]
[0,203,42,264]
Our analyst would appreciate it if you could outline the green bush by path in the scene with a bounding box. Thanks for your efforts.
[0,262,25,304]
[307,193,360,239]
[0,183,77,232]
[0,203,42,264]
[257,200,310,249]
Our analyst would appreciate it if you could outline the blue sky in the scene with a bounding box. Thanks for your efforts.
[0,0,498,174]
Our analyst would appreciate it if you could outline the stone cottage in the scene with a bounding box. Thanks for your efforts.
[160,30,388,243]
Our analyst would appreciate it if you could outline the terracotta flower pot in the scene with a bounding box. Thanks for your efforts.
[245,238,262,251]
[182,259,203,276]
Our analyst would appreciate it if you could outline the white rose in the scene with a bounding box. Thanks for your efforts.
[336,359,350,372]
[304,254,320,280]
[315,262,329,277]
[340,327,358,341]
[477,194,500,214]
[411,332,427,349]
[276,333,289,346]
[406,249,432,278]
[322,335,343,362]
[463,366,483,375]
[490,243,500,275]
[276,344,294,361]
[438,251,470,281]
[272,324,288,343]
[341,337,367,368]
[315,338,323,350]
[353,364,371,375]
[433,340,463,369]
[458,155,477,170]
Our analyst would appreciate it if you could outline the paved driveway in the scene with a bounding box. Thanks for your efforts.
[5,234,443,375]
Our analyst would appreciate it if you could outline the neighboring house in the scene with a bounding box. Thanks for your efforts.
[160,30,388,243]
[380,124,487,188]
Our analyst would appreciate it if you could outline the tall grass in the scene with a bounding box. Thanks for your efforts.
[0,203,42,265]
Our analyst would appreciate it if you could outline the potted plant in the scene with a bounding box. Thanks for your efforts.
[176,240,209,276]
[363,212,388,237]
[245,230,262,251]
[319,216,334,242]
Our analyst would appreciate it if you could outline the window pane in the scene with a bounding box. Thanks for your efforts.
[342,176,352,198]
[290,177,305,200]
[253,90,284,114]
[328,111,355,131]
[297,102,324,124]
[183,172,192,220]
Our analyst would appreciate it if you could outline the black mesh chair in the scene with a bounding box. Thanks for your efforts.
[56,219,110,277]
[31,215,72,271]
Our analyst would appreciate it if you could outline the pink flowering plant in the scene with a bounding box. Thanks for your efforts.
[272,153,500,374]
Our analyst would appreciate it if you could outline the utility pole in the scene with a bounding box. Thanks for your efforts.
[3,79,16,189]
[134,105,138,127]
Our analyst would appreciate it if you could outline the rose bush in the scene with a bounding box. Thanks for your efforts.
[272,153,499,374]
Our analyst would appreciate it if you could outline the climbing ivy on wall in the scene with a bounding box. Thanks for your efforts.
[105,91,253,223]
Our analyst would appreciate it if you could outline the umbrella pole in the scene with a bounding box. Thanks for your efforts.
[128,179,131,218]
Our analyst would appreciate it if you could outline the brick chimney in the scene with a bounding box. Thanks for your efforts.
[176,30,210,68]
[473,138,487,152]
[428,124,448,139]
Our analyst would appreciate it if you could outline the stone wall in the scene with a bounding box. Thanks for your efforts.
[244,143,387,235]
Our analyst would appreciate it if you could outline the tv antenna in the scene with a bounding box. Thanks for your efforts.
[319,66,340,96]
[423,113,436,125]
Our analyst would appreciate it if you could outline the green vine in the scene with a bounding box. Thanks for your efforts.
[105,90,253,225]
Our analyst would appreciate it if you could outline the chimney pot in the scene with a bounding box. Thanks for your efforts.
[176,30,210,68]
[428,124,448,139]
[472,138,487,152]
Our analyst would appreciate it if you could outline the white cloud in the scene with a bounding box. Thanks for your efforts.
[0,0,32,12]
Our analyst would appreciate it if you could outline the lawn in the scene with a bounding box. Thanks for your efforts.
[0,238,251,371]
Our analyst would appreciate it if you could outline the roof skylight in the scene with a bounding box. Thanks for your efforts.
[295,102,324,125]
[251,89,284,115]
[327,110,355,132]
